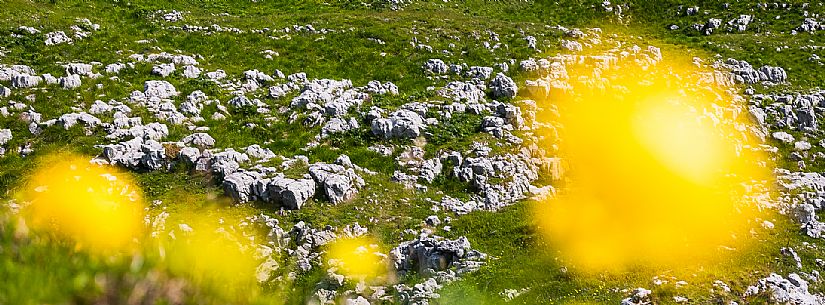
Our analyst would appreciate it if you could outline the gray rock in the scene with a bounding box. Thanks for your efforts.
[102,138,168,171]
[465,66,493,80]
[206,70,227,80]
[368,144,395,156]
[423,59,448,75]
[320,117,360,138]
[64,63,93,76]
[256,176,316,209]
[496,103,524,129]
[289,79,367,119]
[365,80,399,95]
[56,112,101,129]
[525,36,537,50]
[105,63,126,74]
[371,109,427,139]
[395,278,441,305]
[182,133,215,148]
[246,145,277,160]
[58,74,82,89]
[45,31,72,45]
[490,73,518,99]
[425,216,441,227]
[519,58,538,72]
[797,18,823,33]
[728,15,752,32]
[223,171,264,203]
[723,59,787,84]
[0,86,10,98]
[702,18,723,35]
[244,69,275,84]
[344,296,370,305]
[228,95,254,108]
[391,235,486,276]
[178,147,201,164]
[144,80,178,99]
[151,63,176,77]
[89,100,113,114]
[438,81,486,104]
[781,247,803,269]
[419,158,443,183]
[621,288,652,305]
[772,131,795,144]
[308,163,364,204]
[759,65,787,83]
[0,127,10,141]
[11,74,41,88]
[182,65,201,78]
[561,40,583,51]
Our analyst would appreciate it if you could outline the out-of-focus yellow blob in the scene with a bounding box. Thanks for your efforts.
[163,214,259,300]
[536,58,768,271]
[20,154,144,252]
[324,236,388,282]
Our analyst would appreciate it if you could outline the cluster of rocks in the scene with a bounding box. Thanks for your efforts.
[1,65,40,89]
[422,59,514,79]
[247,218,394,304]
[168,23,340,37]
[749,90,824,137]
[391,235,486,305]
[718,58,787,85]
[691,15,754,35]
[747,89,825,170]
[621,288,652,305]
[744,273,825,305]
[153,10,186,22]
[777,170,825,238]
[446,145,550,213]
[96,113,365,208]
[40,18,100,46]
[795,18,823,34]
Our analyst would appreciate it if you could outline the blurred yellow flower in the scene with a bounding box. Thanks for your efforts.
[162,213,260,301]
[324,236,388,283]
[20,154,145,253]
[536,59,769,271]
